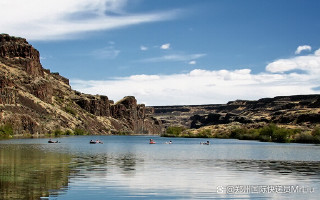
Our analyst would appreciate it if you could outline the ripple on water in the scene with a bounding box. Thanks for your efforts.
[1,136,320,200]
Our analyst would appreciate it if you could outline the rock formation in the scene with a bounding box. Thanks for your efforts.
[0,34,162,136]
[153,95,320,130]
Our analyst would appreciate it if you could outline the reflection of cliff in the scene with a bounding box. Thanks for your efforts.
[0,34,162,135]
[70,153,140,177]
[0,143,143,200]
[0,145,71,200]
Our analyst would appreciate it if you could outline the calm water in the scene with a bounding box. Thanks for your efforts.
[0,136,320,200]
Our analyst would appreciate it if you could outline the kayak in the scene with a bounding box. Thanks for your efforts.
[90,141,103,144]
[149,141,156,144]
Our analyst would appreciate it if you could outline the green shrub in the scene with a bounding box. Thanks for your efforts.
[311,127,320,137]
[197,129,212,138]
[65,129,73,135]
[182,130,196,138]
[74,128,88,135]
[0,124,13,137]
[229,124,296,143]
[230,127,248,139]
[293,133,315,143]
[230,127,259,140]
[259,124,277,138]
[163,126,186,137]
[53,129,64,136]
[257,124,292,143]
[272,128,289,143]
[65,106,76,116]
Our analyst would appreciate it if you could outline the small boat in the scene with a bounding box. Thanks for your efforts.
[200,141,210,145]
[90,140,103,144]
[48,140,59,143]
[149,139,156,144]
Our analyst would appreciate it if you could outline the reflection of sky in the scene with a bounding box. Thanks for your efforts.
[59,157,320,200]
[57,137,320,199]
[1,136,319,199]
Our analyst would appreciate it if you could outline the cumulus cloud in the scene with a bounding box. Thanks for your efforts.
[160,43,171,50]
[72,48,320,106]
[295,45,312,55]
[0,0,181,40]
[266,48,320,73]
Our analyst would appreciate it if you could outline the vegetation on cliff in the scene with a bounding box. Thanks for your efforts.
[156,94,320,144]
[154,95,320,131]
[0,34,162,137]
[0,124,13,138]
[162,124,320,144]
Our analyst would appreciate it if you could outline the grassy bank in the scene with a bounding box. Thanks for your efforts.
[161,124,320,144]
[0,124,14,139]
[0,126,90,139]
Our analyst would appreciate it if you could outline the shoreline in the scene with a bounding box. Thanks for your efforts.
[161,124,320,144]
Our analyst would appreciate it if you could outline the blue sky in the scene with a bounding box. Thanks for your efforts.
[1,0,320,105]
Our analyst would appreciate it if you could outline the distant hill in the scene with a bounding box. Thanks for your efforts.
[0,34,162,137]
[153,94,320,131]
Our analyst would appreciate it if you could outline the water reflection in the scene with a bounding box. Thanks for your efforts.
[0,144,71,200]
[218,159,320,178]
[0,137,320,199]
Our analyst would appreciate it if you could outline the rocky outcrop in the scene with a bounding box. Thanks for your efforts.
[110,96,162,134]
[0,34,43,77]
[75,94,112,117]
[154,95,320,130]
[0,34,162,136]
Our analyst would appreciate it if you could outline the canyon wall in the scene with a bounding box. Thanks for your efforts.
[0,34,162,136]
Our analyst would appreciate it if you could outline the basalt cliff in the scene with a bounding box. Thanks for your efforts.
[0,34,162,136]
[154,95,320,134]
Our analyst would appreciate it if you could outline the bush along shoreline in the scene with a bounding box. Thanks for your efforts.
[0,126,90,139]
[161,124,320,144]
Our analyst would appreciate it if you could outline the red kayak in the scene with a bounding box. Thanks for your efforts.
[149,141,156,144]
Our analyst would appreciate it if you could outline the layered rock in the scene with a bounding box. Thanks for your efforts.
[110,96,162,134]
[75,94,112,117]
[153,95,320,130]
[0,34,43,77]
[0,34,162,136]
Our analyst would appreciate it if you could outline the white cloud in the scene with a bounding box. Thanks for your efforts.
[139,53,206,63]
[295,45,312,54]
[0,0,181,40]
[140,45,148,51]
[160,43,171,50]
[72,48,320,106]
[189,60,196,65]
[91,46,120,59]
[266,48,320,73]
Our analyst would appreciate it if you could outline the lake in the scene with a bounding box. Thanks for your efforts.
[0,136,319,199]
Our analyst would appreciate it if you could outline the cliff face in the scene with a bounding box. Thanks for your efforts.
[154,95,320,130]
[0,34,162,136]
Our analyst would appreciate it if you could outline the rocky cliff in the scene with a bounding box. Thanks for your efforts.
[0,34,162,136]
[154,95,320,131]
